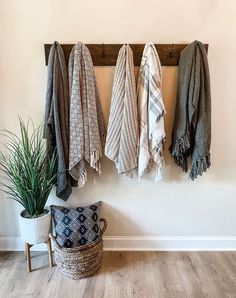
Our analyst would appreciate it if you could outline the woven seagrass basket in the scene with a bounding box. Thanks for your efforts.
[49,218,107,279]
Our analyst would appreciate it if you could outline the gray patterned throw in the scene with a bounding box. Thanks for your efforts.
[169,41,211,180]
[68,42,106,187]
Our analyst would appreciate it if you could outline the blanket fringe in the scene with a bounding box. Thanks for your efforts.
[123,169,135,179]
[154,166,163,182]
[90,148,102,174]
[189,155,211,180]
[77,171,87,188]
[169,133,190,172]
[170,133,190,155]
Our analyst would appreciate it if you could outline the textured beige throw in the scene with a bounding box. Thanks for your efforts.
[137,43,166,181]
[68,42,106,187]
[105,44,138,178]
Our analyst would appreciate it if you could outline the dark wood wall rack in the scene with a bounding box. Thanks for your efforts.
[44,43,208,66]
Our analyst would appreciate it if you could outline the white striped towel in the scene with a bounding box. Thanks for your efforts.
[105,44,138,178]
[137,43,166,181]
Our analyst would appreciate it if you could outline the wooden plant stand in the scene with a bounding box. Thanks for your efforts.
[25,238,53,272]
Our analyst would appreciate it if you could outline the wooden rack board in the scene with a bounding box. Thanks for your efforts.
[44,43,208,66]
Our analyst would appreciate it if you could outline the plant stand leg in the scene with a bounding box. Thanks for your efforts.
[25,242,31,272]
[47,238,53,267]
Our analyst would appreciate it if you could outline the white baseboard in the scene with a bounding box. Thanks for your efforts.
[103,236,236,251]
[0,236,236,251]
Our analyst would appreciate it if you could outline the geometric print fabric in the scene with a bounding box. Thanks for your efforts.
[50,201,101,248]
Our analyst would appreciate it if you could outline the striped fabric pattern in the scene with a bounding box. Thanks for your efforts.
[105,44,138,178]
[137,43,166,181]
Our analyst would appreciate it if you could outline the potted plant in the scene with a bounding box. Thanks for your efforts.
[0,118,56,244]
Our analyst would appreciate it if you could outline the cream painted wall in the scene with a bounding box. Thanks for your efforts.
[0,0,236,239]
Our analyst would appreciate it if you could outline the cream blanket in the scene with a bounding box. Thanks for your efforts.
[105,44,138,177]
[137,43,166,181]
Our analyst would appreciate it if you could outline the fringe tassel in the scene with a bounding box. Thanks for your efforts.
[174,155,188,172]
[170,133,190,172]
[170,133,190,155]
[77,171,87,188]
[90,148,102,174]
[123,169,134,179]
[154,166,163,182]
[189,155,211,180]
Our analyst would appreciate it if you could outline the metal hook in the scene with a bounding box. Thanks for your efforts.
[169,43,175,58]
[102,44,106,58]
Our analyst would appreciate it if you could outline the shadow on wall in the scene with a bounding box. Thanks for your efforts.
[46,167,149,237]
[0,195,21,237]
[101,202,147,237]
[46,156,185,237]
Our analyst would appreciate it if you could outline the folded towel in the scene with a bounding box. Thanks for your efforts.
[137,43,166,181]
[105,44,138,178]
[169,41,211,180]
[43,41,74,201]
[68,42,106,187]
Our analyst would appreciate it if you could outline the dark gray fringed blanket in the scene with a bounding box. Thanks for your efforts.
[169,40,211,180]
[43,41,74,200]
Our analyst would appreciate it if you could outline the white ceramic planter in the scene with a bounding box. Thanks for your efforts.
[19,208,51,244]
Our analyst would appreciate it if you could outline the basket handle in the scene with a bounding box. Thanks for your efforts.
[100,218,107,235]
[49,233,63,252]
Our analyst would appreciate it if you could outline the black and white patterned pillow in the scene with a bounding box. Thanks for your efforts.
[50,201,101,248]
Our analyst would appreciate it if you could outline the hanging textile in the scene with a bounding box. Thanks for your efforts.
[68,42,106,188]
[43,41,74,201]
[169,40,211,180]
[137,42,166,181]
[105,44,138,178]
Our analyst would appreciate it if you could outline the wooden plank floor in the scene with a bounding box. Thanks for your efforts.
[0,251,236,298]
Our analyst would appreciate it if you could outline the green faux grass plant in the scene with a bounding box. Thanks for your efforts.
[0,119,56,218]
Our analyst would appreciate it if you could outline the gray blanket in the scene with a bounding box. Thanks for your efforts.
[169,41,211,180]
[43,41,74,200]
